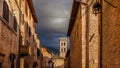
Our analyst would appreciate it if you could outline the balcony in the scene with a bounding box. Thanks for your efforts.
[20,46,31,56]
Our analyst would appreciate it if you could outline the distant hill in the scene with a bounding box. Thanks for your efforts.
[43,46,59,55]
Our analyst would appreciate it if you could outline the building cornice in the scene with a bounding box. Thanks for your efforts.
[27,0,38,23]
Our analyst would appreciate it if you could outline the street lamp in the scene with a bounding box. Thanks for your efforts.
[76,0,102,16]
[93,0,102,16]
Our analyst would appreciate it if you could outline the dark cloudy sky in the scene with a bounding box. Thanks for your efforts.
[33,0,73,49]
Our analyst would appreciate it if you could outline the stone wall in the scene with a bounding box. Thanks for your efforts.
[81,0,99,68]
[70,3,82,68]
[0,0,19,68]
[0,12,19,68]
[101,0,120,68]
[87,0,99,68]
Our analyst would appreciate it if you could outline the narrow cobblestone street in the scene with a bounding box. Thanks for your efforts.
[0,0,120,68]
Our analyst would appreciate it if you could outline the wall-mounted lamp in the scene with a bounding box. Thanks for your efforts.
[76,0,102,16]
[0,53,5,62]
[93,1,102,16]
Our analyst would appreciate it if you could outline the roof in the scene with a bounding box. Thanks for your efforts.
[27,0,38,23]
[67,1,80,36]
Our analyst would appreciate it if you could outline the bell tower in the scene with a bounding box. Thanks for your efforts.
[59,37,67,58]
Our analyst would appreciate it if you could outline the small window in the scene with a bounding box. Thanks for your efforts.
[26,23,29,33]
[28,27,31,36]
[13,17,17,32]
[64,48,66,52]
[3,1,9,23]
[26,40,30,46]
[64,42,66,46]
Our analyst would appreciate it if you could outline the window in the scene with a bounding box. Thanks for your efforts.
[28,27,31,36]
[25,23,30,35]
[13,17,17,32]
[64,42,66,46]
[64,48,66,52]
[3,1,9,23]
[26,23,28,32]
[26,23,31,36]
[26,40,29,46]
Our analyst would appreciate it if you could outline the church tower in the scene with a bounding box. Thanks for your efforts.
[59,37,67,58]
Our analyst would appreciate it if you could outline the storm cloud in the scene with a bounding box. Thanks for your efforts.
[33,0,73,49]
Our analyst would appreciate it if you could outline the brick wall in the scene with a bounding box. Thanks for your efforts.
[101,0,120,68]
[0,16,19,68]
[0,0,19,68]
[87,0,99,68]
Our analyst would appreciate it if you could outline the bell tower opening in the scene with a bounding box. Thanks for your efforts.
[59,37,67,58]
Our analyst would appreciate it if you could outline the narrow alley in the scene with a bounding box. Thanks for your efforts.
[0,0,120,68]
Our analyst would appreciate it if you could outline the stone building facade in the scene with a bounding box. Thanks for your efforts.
[81,0,99,68]
[0,0,41,68]
[19,0,39,68]
[101,0,120,68]
[67,1,82,68]
[41,47,52,68]
[0,0,20,68]
[67,0,120,68]
[52,57,64,68]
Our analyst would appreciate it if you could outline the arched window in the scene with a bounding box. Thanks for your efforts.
[64,48,66,52]
[3,1,9,23]
[64,42,66,46]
